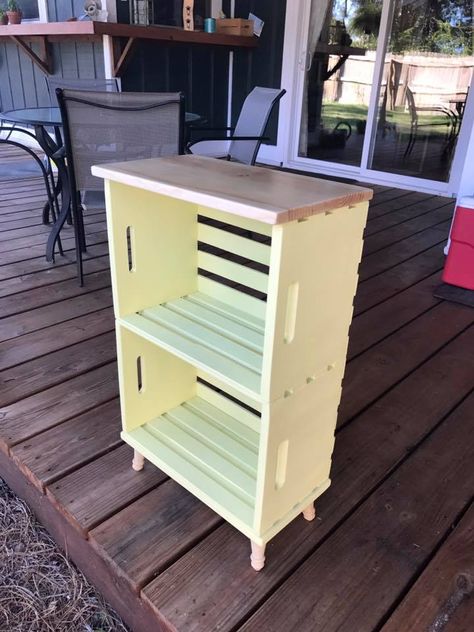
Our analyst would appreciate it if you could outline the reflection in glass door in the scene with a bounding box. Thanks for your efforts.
[299,0,383,166]
[369,0,473,182]
[296,0,473,186]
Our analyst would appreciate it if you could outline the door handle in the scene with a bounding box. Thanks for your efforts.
[299,50,313,72]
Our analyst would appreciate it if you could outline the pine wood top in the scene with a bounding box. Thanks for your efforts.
[92,156,373,225]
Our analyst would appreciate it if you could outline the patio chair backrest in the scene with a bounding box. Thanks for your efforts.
[57,89,185,191]
[230,87,286,165]
[46,77,120,106]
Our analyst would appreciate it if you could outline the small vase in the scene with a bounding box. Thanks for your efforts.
[0,14,8,25]
[7,11,22,25]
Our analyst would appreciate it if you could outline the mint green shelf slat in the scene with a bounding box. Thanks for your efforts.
[190,292,265,332]
[142,304,263,370]
[185,396,259,449]
[198,223,271,266]
[198,251,269,294]
[123,394,259,530]
[168,297,264,353]
[121,297,262,397]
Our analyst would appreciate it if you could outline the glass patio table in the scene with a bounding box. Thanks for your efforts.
[1,106,73,263]
[0,107,204,264]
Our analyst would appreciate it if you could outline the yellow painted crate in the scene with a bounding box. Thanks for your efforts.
[93,155,371,569]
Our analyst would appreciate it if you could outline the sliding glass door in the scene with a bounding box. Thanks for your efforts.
[293,0,473,190]
[368,0,473,183]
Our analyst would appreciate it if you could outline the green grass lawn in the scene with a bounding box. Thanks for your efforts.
[321,102,453,138]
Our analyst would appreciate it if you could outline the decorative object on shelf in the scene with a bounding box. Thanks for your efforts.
[81,0,108,22]
[182,0,194,31]
[216,18,253,36]
[129,0,154,26]
[0,10,8,25]
[6,0,22,24]
[204,17,216,33]
[92,155,372,571]
[248,12,264,37]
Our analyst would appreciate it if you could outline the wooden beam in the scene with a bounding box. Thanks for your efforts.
[113,37,136,78]
[10,35,52,74]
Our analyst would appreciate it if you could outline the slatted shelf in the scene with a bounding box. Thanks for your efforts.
[120,291,265,399]
[122,394,260,534]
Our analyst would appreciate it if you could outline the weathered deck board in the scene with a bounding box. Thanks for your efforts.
[2,155,471,632]
[381,501,474,632]
[46,444,167,535]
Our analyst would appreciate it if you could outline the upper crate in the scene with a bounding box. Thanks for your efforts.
[93,156,372,403]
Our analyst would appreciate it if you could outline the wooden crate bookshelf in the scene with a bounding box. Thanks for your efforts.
[93,155,372,570]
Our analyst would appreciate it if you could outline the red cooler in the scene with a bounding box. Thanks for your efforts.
[442,196,474,290]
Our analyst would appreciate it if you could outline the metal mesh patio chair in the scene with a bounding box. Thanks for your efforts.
[187,86,286,165]
[404,86,457,157]
[57,89,185,284]
[46,77,120,105]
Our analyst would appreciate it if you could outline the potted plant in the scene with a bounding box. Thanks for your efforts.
[0,10,8,25]
[6,0,22,24]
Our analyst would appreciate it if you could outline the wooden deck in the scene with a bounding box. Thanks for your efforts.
[0,152,473,632]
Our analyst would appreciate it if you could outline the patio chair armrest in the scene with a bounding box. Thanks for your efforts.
[188,126,235,132]
[52,146,66,160]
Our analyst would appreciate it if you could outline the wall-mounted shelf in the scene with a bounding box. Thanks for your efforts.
[0,21,257,76]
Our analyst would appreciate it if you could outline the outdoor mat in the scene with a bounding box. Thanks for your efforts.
[434,283,474,308]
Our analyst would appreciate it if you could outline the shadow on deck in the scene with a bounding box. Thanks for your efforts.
[0,147,472,632]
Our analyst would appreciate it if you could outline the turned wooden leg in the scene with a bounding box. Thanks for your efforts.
[250,541,266,571]
[302,502,316,521]
[132,450,145,471]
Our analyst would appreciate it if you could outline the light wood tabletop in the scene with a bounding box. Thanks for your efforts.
[92,155,373,225]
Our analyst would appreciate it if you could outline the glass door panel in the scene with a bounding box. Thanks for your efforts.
[299,0,383,166]
[369,0,473,182]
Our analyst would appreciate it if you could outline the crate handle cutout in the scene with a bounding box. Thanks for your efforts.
[284,282,299,344]
[275,440,289,490]
[136,356,144,393]
[126,226,135,272]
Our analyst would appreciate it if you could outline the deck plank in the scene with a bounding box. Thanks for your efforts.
[11,398,122,490]
[0,308,114,372]
[0,288,113,342]
[381,502,474,632]
[0,331,116,407]
[363,203,454,254]
[339,301,474,425]
[0,362,118,452]
[348,272,441,359]
[89,480,222,593]
[46,444,168,536]
[360,223,450,280]
[0,255,110,298]
[0,269,110,318]
[365,198,453,236]
[354,243,445,314]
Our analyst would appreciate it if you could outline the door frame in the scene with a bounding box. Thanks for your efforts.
[260,0,474,197]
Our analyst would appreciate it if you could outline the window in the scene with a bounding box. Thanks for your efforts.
[0,0,48,21]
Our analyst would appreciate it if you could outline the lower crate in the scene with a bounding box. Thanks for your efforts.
[116,323,337,544]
